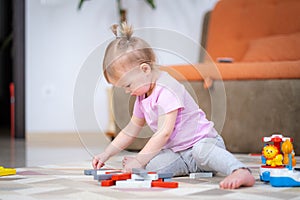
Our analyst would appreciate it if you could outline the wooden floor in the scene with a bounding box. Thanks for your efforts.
[0,132,110,168]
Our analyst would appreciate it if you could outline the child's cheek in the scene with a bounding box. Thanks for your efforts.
[132,85,149,96]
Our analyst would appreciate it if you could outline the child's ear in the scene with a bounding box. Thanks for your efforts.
[140,63,151,74]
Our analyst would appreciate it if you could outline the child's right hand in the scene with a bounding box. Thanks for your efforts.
[92,152,109,169]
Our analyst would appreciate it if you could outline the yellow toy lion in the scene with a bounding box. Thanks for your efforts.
[262,145,283,167]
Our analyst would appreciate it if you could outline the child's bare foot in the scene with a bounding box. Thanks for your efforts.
[219,168,255,189]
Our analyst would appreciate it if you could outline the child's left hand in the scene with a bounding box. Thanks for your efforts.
[122,156,143,173]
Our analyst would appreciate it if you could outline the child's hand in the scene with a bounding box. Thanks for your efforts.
[92,152,109,169]
[122,156,143,173]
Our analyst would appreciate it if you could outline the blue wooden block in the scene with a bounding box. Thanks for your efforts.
[163,178,173,182]
[94,174,112,181]
[132,168,148,177]
[84,169,97,175]
[157,172,173,179]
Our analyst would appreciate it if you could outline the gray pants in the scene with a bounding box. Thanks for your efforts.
[145,135,246,176]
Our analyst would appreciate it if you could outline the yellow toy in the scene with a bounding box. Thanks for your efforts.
[262,145,283,167]
[0,166,16,176]
[281,140,296,166]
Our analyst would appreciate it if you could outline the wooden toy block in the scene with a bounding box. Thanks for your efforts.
[189,172,213,179]
[157,172,173,179]
[111,173,131,181]
[0,166,16,176]
[84,169,96,175]
[151,181,178,188]
[115,180,152,188]
[94,174,112,181]
[96,170,122,175]
[131,173,159,181]
[163,178,173,182]
[132,168,148,176]
[130,174,144,181]
[84,168,120,175]
[96,169,122,175]
[105,170,123,174]
[101,180,115,187]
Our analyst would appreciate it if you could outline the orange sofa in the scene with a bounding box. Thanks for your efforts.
[113,0,300,153]
[163,0,300,82]
[161,0,300,153]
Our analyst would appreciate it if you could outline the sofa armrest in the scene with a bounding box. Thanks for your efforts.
[161,60,300,81]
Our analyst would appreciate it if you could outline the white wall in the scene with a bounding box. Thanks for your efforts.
[26,0,218,134]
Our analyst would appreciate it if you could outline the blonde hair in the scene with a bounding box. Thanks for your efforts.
[103,23,156,83]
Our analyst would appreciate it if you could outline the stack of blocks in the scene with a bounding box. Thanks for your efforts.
[84,168,178,188]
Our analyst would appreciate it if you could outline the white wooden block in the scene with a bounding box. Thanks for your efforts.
[115,180,152,188]
[96,169,122,175]
[131,173,159,181]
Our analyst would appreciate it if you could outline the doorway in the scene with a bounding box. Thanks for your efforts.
[0,0,13,137]
[0,0,25,139]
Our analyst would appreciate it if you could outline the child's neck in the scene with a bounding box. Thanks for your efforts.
[145,69,160,98]
[145,83,156,98]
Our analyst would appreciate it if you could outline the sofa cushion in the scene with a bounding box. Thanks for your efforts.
[205,0,300,62]
[242,32,300,62]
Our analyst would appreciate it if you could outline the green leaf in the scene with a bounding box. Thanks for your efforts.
[145,0,156,9]
[77,0,156,11]
[78,0,85,10]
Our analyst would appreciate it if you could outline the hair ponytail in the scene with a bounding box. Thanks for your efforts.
[120,22,133,40]
[110,22,133,40]
[103,23,156,83]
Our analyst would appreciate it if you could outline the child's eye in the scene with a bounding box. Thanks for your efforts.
[126,84,131,88]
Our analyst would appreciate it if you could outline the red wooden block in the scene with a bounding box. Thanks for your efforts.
[111,173,131,181]
[151,181,178,188]
[101,180,115,187]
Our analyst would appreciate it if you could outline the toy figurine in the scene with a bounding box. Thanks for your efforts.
[262,145,283,167]
[281,140,296,167]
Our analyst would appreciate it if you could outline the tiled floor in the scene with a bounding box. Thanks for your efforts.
[1,133,300,200]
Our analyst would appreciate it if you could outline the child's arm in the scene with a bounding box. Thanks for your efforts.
[93,115,145,169]
[123,109,178,171]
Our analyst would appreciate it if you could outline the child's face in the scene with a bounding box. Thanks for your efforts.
[111,63,153,96]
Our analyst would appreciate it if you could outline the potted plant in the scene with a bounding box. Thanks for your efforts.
[78,0,156,23]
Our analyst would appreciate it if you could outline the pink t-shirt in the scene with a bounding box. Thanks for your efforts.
[133,72,217,152]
